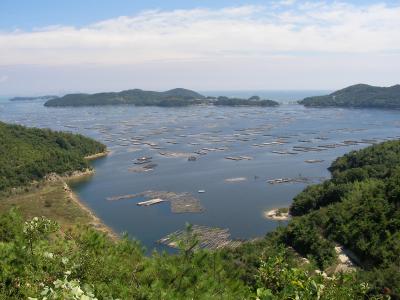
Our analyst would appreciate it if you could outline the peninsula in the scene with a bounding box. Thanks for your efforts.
[299,84,400,109]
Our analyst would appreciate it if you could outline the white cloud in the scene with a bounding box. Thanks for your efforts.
[0,2,399,66]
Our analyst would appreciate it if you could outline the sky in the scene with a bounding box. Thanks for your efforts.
[0,0,400,95]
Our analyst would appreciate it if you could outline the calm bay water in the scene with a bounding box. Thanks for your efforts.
[1,93,399,250]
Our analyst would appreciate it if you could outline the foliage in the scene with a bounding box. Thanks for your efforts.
[287,140,400,297]
[0,211,250,299]
[214,96,279,107]
[44,88,205,107]
[0,122,106,192]
[299,84,400,109]
[44,89,281,108]
[0,210,381,300]
[255,249,375,300]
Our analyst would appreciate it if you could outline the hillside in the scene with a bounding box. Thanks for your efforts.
[44,88,205,107]
[287,140,400,296]
[299,84,400,109]
[0,122,106,192]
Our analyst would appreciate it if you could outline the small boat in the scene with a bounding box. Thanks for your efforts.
[198,190,205,193]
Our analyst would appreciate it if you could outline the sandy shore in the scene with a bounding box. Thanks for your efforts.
[264,208,291,221]
[44,150,118,240]
[62,182,118,240]
[84,150,110,160]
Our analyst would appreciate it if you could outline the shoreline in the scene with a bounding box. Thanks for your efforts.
[264,208,291,221]
[65,151,118,240]
[62,181,118,240]
[47,151,118,240]
[84,150,110,160]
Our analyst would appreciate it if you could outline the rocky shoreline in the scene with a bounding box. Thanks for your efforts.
[264,208,291,221]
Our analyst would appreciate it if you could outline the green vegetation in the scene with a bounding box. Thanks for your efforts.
[0,211,377,299]
[44,88,205,107]
[0,122,106,193]
[213,96,279,107]
[287,140,400,296]
[0,181,95,230]
[299,84,400,109]
[43,89,282,108]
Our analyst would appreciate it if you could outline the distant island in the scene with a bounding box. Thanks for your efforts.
[212,96,279,107]
[44,88,205,107]
[10,95,58,101]
[299,84,400,109]
[43,88,280,107]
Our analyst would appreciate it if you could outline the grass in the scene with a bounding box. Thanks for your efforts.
[0,181,93,230]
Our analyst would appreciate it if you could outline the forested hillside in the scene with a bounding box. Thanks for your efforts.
[44,88,205,107]
[0,211,376,299]
[299,84,400,109]
[287,140,400,296]
[213,96,279,107]
[0,122,106,192]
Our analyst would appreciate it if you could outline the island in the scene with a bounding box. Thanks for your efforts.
[43,88,280,107]
[10,95,58,101]
[44,88,206,107]
[212,96,279,107]
[299,84,400,109]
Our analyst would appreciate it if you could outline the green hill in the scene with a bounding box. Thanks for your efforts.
[0,122,106,192]
[287,140,400,296]
[299,84,400,109]
[213,96,279,107]
[44,88,205,107]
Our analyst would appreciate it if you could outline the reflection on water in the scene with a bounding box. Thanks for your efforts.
[1,97,399,250]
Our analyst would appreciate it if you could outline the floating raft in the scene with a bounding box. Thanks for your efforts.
[224,177,247,183]
[267,177,309,184]
[159,151,193,158]
[225,156,253,161]
[158,225,243,250]
[305,159,324,163]
[106,190,204,213]
[137,198,165,206]
[128,163,157,173]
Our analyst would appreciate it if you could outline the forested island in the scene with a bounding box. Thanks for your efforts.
[0,121,399,298]
[213,96,279,107]
[10,95,58,101]
[44,88,206,107]
[43,88,280,107]
[299,84,400,109]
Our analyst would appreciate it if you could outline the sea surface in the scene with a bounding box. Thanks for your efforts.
[1,92,399,251]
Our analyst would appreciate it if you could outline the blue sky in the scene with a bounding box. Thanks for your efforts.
[0,0,399,94]
[1,0,398,30]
